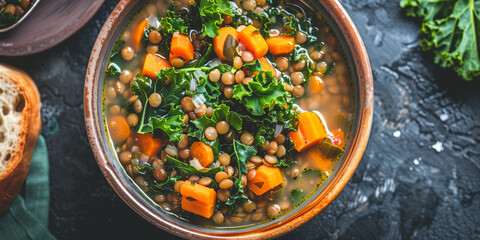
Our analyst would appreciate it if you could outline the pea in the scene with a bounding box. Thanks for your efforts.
[215,171,229,183]
[154,194,166,203]
[146,45,159,53]
[189,175,200,182]
[242,77,253,85]
[216,121,230,134]
[283,82,294,92]
[109,105,121,115]
[249,156,262,165]
[20,0,30,9]
[173,180,184,193]
[224,129,236,143]
[222,14,233,25]
[206,106,214,117]
[106,87,116,99]
[247,169,256,181]
[310,50,324,61]
[121,46,135,61]
[241,51,254,62]
[149,93,162,107]
[264,154,278,165]
[209,69,221,82]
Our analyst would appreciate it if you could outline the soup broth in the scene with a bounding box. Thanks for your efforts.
[103,0,353,228]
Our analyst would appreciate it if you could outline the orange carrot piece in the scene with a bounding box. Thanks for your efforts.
[298,112,326,146]
[180,180,216,218]
[288,112,327,152]
[169,32,194,64]
[248,165,283,195]
[108,116,131,144]
[258,57,276,78]
[308,75,323,94]
[301,147,333,172]
[213,27,238,60]
[133,132,163,157]
[265,35,295,55]
[190,142,214,167]
[132,18,148,51]
[142,53,172,78]
[238,25,268,59]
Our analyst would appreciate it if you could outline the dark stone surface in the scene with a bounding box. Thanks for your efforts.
[1,0,479,239]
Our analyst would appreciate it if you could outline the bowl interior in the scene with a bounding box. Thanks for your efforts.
[85,0,372,238]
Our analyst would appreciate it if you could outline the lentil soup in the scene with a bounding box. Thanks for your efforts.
[103,0,353,228]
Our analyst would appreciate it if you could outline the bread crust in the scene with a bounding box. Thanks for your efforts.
[0,63,42,214]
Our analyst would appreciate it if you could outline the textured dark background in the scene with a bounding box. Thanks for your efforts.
[1,0,480,239]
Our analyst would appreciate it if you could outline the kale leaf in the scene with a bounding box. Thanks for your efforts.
[165,156,224,177]
[199,0,233,37]
[400,0,480,80]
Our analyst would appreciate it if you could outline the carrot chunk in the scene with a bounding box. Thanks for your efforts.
[258,57,276,78]
[288,112,327,152]
[213,27,238,60]
[132,18,148,51]
[142,53,172,78]
[190,142,214,167]
[265,35,295,55]
[238,25,268,59]
[308,75,323,94]
[301,147,333,172]
[248,165,283,195]
[180,180,216,218]
[133,132,163,157]
[108,116,131,144]
[169,32,194,64]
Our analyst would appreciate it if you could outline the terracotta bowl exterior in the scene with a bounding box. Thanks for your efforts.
[84,0,373,239]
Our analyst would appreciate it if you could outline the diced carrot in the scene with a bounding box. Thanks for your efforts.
[258,57,276,78]
[142,53,172,78]
[238,25,268,59]
[301,147,333,172]
[169,32,194,64]
[298,112,326,143]
[265,35,295,55]
[213,27,238,60]
[133,132,163,157]
[180,180,216,218]
[330,129,344,146]
[132,18,148,51]
[248,165,283,195]
[190,142,214,167]
[108,116,131,144]
[308,75,323,94]
[288,112,327,152]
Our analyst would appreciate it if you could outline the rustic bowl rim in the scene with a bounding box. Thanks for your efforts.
[84,0,373,239]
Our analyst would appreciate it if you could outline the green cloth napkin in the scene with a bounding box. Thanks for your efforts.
[0,136,56,240]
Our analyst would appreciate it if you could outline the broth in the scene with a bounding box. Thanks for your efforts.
[103,0,353,228]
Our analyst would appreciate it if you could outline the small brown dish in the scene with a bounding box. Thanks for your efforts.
[84,0,373,238]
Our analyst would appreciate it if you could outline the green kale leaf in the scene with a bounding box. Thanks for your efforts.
[400,0,480,80]
[160,9,189,35]
[165,156,224,177]
[199,0,233,37]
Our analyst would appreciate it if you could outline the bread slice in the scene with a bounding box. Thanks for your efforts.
[0,63,41,213]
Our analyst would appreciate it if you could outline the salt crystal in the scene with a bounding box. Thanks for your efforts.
[432,141,444,152]
[393,131,401,138]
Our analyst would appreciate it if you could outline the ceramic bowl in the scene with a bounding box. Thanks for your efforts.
[84,0,373,238]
